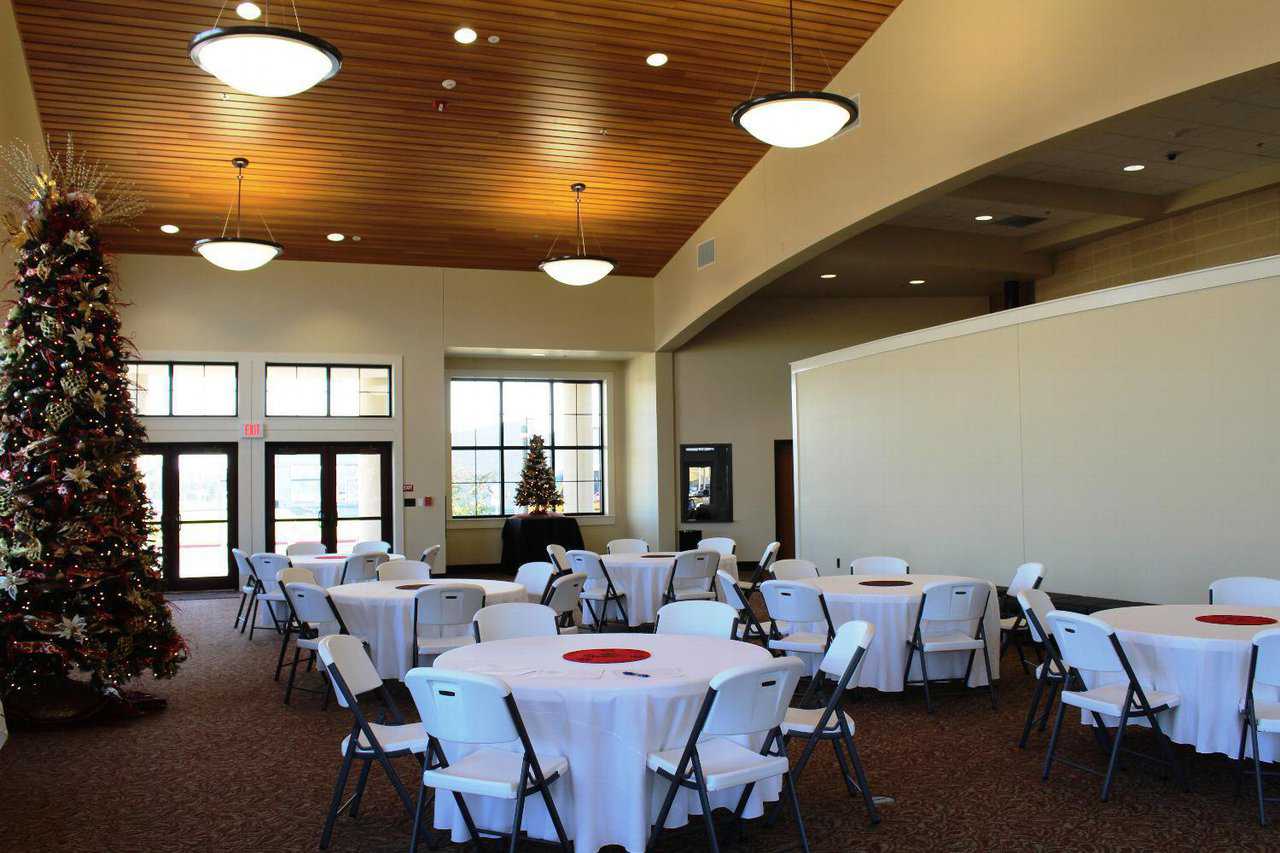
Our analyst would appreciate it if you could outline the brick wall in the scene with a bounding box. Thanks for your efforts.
[1037,185,1280,301]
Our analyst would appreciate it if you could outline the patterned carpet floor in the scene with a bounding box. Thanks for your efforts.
[2,595,1278,852]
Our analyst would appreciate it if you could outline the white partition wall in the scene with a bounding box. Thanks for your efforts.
[791,257,1280,603]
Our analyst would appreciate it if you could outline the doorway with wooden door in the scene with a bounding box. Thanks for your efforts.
[265,442,393,555]
[138,443,239,591]
[774,439,795,558]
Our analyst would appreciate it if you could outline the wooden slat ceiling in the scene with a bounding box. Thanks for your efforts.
[14,0,898,276]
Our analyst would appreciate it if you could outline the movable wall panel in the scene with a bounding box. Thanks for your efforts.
[793,259,1280,603]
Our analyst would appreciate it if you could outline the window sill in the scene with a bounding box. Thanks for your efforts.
[448,515,617,531]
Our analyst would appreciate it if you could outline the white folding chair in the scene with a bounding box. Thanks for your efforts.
[377,559,432,582]
[1000,562,1046,671]
[286,541,327,557]
[473,602,559,642]
[771,559,819,581]
[352,540,391,555]
[848,556,909,576]
[761,580,835,659]
[545,572,585,634]
[273,566,318,679]
[513,561,557,604]
[738,541,781,599]
[280,578,364,707]
[412,584,485,663]
[419,544,442,572]
[780,620,880,824]
[340,552,385,585]
[655,600,739,639]
[317,635,430,850]
[231,547,256,631]
[903,580,997,713]
[1016,589,1069,749]
[1238,628,1280,825]
[568,549,629,631]
[546,543,569,573]
[404,667,572,853]
[717,569,773,644]
[606,538,650,554]
[1211,577,1280,607]
[646,657,809,853]
[661,550,720,604]
[1043,610,1187,801]
[247,552,290,639]
[697,536,736,557]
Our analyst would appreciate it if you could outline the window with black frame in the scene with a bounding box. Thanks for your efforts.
[126,361,237,416]
[450,378,605,518]
[265,363,391,417]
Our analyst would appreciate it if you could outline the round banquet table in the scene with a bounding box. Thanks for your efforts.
[1081,604,1280,760]
[591,553,738,627]
[251,553,405,628]
[785,574,1001,689]
[432,633,775,853]
[328,579,525,679]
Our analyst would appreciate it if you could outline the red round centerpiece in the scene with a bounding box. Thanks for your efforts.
[1196,614,1278,626]
[563,648,652,664]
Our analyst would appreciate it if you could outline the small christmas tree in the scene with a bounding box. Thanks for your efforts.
[0,137,186,708]
[513,435,562,515]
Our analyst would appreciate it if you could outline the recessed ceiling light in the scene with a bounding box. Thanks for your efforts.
[326,233,345,242]
[646,52,668,67]
[442,79,457,90]
[487,35,500,44]
[351,235,362,242]
[160,224,180,234]
[819,273,837,279]
[974,214,994,221]
[531,352,547,357]
[908,279,926,285]
[454,27,477,44]
[235,1,261,20]
[1123,163,1145,172]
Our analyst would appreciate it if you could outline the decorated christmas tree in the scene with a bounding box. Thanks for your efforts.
[0,138,185,711]
[513,434,562,514]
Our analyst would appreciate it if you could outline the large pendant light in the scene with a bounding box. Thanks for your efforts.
[539,183,616,287]
[731,0,858,148]
[190,2,341,97]
[194,157,283,272]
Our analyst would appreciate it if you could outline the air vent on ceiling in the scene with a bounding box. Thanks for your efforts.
[995,214,1047,228]
[697,238,716,270]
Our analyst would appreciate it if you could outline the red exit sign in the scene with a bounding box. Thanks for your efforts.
[242,422,264,439]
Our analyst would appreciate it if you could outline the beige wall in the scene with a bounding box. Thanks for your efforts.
[1039,185,1280,301]
[443,268,652,352]
[793,258,1280,603]
[115,253,448,561]
[623,352,677,551]
[652,0,1280,349]
[0,0,40,155]
[443,356,630,566]
[673,295,987,561]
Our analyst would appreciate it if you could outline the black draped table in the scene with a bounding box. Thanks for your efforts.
[500,513,584,572]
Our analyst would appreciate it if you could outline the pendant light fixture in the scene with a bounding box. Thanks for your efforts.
[539,183,616,287]
[193,157,283,272]
[731,0,858,148]
[190,1,341,97]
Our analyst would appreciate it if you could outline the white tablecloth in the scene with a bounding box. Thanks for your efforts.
[1082,604,1280,760]
[252,553,405,627]
[592,553,739,627]
[433,634,775,853]
[786,574,1000,690]
[329,579,526,679]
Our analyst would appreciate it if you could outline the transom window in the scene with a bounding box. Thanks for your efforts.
[266,363,392,417]
[450,378,605,518]
[127,361,238,416]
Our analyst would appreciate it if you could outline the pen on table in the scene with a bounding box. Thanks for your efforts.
[621,670,650,678]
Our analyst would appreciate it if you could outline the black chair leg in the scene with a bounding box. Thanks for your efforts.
[647,774,682,851]
[348,758,372,817]
[233,591,248,629]
[1042,697,1068,781]
[918,646,934,713]
[1019,671,1049,748]
[320,748,357,849]
[283,645,302,705]
[1149,711,1188,792]
[691,762,720,853]
[534,775,572,853]
[1252,721,1269,826]
[451,791,483,853]
[508,778,529,853]
[247,596,260,639]
[980,640,998,710]
[782,771,811,853]
[1100,705,1130,802]
[409,782,429,853]
[274,626,292,681]
[842,733,881,824]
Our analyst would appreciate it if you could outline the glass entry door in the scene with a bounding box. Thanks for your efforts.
[138,444,238,591]
[266,442,393,554]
